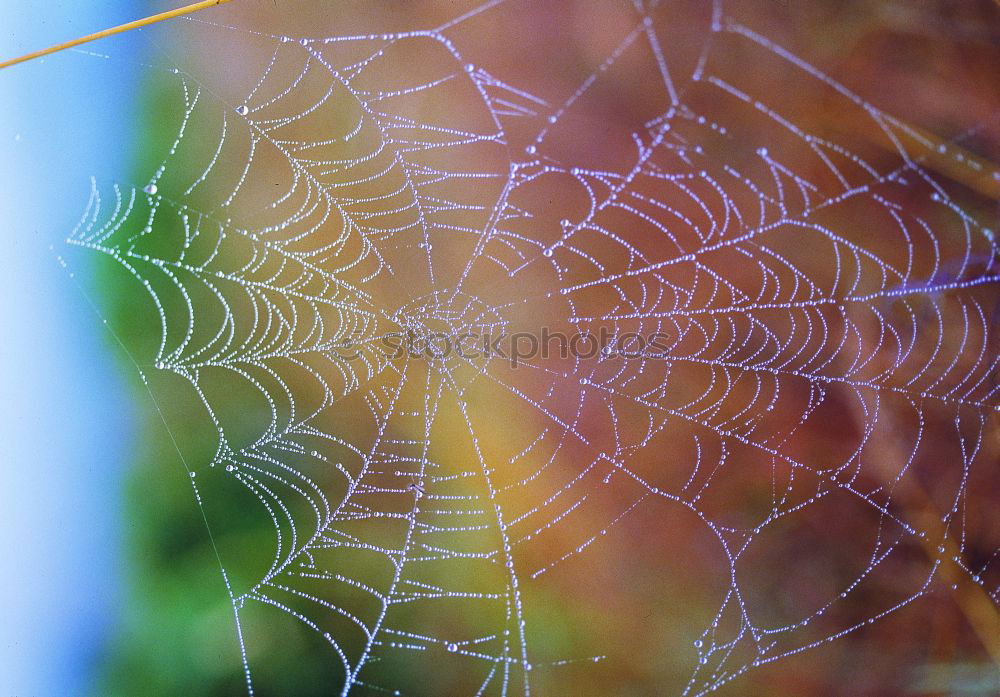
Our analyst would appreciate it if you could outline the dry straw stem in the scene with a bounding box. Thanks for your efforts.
[0,0,235,70]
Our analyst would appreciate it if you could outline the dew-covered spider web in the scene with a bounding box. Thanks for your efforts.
[64,1,999,695]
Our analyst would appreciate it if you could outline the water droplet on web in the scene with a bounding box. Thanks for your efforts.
[143,184,158,195]
[542,247,553,258]
[694,639,703,648]
[225,464,236,472]
[445,642,458,652]
[235,105,249,116]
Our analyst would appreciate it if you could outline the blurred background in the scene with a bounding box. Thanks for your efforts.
[0,1,998,696]
[0,2,140,695]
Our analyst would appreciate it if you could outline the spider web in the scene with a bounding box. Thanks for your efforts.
[66,1,999,695]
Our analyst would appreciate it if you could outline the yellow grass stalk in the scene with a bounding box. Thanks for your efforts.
[0,0,235,70]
